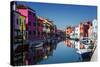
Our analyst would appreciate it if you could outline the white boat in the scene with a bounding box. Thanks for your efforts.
[76,49,93,61]
[76,49,92,54]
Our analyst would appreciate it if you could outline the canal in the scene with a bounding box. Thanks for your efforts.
[38,41,82,64]
[14,38,94,65]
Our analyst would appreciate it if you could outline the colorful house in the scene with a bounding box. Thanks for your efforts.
[12,11,26,46]
[36,16,55,39]
[46,19,54,36]
[83,22,90,38]
[16,5,37,41]
[79,21,92,39]
[88,22,93,39]
[19,15,26,40]
[37,16,44,39]
[13,11,21,44]
[79,23,84,39]
[65,26,73,37]
[74,26,80,39]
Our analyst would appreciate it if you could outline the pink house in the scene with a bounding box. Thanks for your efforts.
[16,5,37,41]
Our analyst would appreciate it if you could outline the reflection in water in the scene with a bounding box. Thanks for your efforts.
[24,40,58,65]
[64,38,94,61]
[64,39,75,48]
[39,40,81,64]
[64,39,86,49]
[14,39,91,65]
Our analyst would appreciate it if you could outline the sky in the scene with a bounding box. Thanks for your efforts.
[16,1,97,30]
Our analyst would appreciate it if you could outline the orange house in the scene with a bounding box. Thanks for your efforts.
[65,26,73,36]
[79,23,84,38]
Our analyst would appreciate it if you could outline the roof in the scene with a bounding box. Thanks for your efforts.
[12,11,26,18]
[16,4,36,12]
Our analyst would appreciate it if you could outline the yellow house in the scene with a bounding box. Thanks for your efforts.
[19,15,26,40]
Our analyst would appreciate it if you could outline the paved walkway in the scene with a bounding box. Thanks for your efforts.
[91,47,97,61]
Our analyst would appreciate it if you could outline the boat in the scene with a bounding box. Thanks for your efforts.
[76,49,93,61]
[34,42,43,48]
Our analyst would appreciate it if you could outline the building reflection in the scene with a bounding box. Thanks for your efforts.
[64,39,86,49]
[14,40,58,65]
[64,39,75,48]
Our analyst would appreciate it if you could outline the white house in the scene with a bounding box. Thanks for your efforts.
[74,26,80,39]
[92,19,97,40]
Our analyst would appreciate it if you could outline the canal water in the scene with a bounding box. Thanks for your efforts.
[37,40,82,64]
[14,39,83,65]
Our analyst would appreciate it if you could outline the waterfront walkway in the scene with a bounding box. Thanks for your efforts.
[91,47,97,61]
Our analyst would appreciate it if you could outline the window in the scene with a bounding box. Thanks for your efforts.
[46,25,48,28]
[16,18,18,25]
[18,31,21,36]
[43,24,45,26]
[38,31,40,35]
[33,31,35,35]
[24,19,26,24]
[38,23,40,26]
[19,18,21,25]
[33,22,36,26]
[95,26,97,29]
[29,11,31,15]
[41,24,43,27]
[33,13,35,16]
[28,21,31,26]
[29,30,31,35]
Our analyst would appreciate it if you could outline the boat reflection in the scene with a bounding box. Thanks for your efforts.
[64,38,94,61]
[64,39,90,49]
[14,38,96,65]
